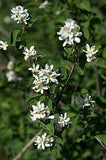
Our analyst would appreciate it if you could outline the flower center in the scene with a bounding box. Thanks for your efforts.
[28,51,32,54]
[88,50,93,54]
[39,86,44,90]
[60,117,65,122]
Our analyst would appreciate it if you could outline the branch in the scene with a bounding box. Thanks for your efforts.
[22,23,25,34]
[57,63,76,103]
[13,129,42,160]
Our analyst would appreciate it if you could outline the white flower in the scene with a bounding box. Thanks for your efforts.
[30,101,54,121]
[30,102,46,121]
[57,19,82,47]
[7,61,14,70]
[23,46,37,60]
[83,44,98,62]
[11,5,30,24]
[34,133,54,150]
[38,64,53,76]
[82,94,95,108]
[33,85,49,94]
[39,64,60,84]
[44,72,60,84]
[28,63,40,75]
[32,64,60,94]
[0,40,8,50]
[58,112,71,127]
[6,70,17,82]
[39,1,49,9]
[33,75,44,85]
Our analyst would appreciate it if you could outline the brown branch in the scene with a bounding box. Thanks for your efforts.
[22,23,25,34]
[13,129,42,160]
[92,65,100,96]
[57,63,76,103]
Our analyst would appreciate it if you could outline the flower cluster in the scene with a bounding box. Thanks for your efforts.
[30,101,54,121]
[39,1,49,9]
[0,40,8,50]
[83,44,98,62]
[29,63,60,94]
[35,133,54,150]
[11,5,30,24]
[23,46,37,61]
[57,19,82,47]
[58,112,71,127]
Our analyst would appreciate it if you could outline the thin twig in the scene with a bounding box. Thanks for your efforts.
[13,129,42,160]
[57,63,76,103]
[22,23,25,34]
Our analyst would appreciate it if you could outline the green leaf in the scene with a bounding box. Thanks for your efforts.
[102,48,106,58]
[47,123,54,133]
[77,0,91,12]
[50,84,57,95]
[76,52,86,75]
[81,88,88,94]
[28,16,40,27]
[26,93,41,103]
[94,58,106,69]
[82,22,90,40]
[95,134,106,149]
[59,67,67,80]
[55,137,63,145]
[40,95,46,102]
[64,47,73,55]
[10,30,21,47]
[76,64,84,75]
[46,99,52,111]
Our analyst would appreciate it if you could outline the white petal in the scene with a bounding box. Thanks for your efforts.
[75,37,80,43]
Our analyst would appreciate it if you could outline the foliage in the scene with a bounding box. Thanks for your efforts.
[0,0,106,160]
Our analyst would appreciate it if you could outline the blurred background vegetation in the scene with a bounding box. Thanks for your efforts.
[0,0,106,159]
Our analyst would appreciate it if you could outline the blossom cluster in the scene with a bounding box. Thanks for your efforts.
[21,42,71,149]
[11,5,30,24]
[30,101,71,149]
[29,63,60,94]
[30,101,54,121]
[57,18,82,47]
[57,19,99,63]
[0,40,8,50]
[34,133,54,150]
